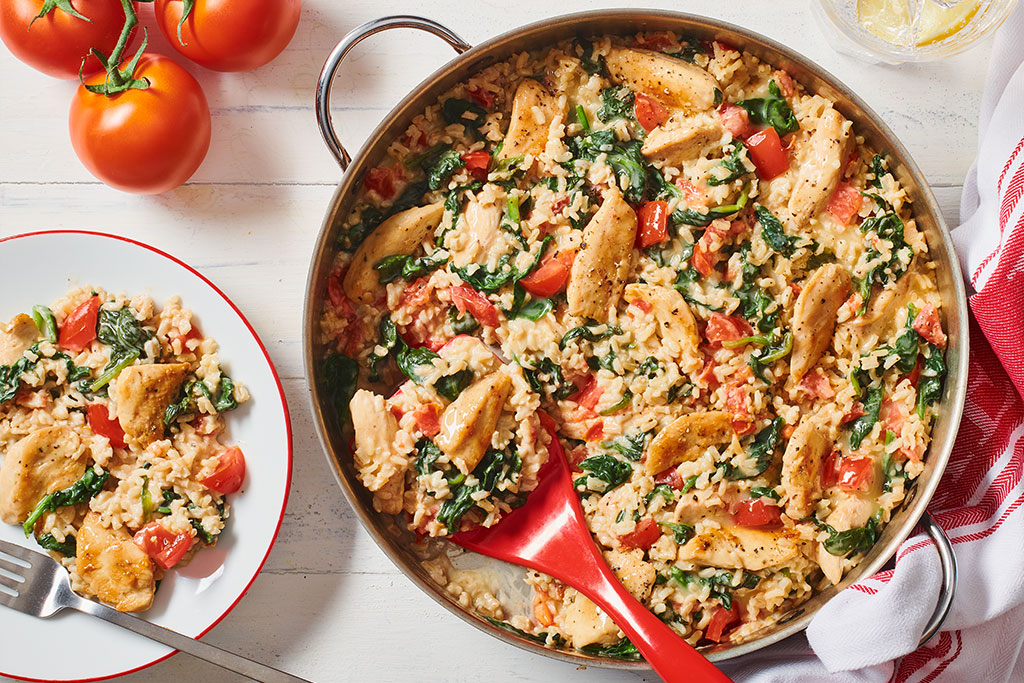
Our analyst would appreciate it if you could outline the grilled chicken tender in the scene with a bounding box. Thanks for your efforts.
[77,511,155,612]
[560,549,656,648]
[623,283,701,370]
[679,526,805,571]
[641,112,725,166]
[111,363,190,447]
[499,78,566,161]
[343,202,446,304]
[645,410,733,475]
[566,186,637,322]
[350,389,406,514]
[436,372,511,474]
[605,47,721,112]
[790,264,852,383]
[817,492,877,584]
[451,190,508,268]
[0,314,39,366]
[0,426,87,525]
[787,103,851,230]
[780,418,831,519]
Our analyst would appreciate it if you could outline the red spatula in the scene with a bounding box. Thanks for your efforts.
[451,427,735,683]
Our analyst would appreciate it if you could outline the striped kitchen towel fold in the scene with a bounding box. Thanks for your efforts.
[720,5,1024,682]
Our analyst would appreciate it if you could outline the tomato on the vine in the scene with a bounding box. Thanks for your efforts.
[70,52,211,194]
[0,0,134,79]
[154,0,301,72]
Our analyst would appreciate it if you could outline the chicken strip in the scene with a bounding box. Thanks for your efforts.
[77,511,155,612]
[780,418,831,519]
[0,314,39,366]
[0,426,86,524]
[350,388,406,514]
[343,202,446,304]
[645,410,733,475]
[605,47,721,112]
[787,104,851,230]
[110,363,190,447]
[679,526,807,571]
[789,264,851,383]
[436,372,511,474]
[499,78,565,162]
[624,283,700,363]
[640,112,725,166]
[566,186,637,322]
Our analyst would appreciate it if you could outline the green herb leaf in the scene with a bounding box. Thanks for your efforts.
[596,85,635,123]
[729,417,784,480]
[576,455,633,493]
[755,205,797,256]
[849,384,884,450]
[434,369,474,401]
[736,81,799,136]
[31,305,58,343]
[23,468,109,537]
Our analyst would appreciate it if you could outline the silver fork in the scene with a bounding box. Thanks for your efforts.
[0,539,310,682]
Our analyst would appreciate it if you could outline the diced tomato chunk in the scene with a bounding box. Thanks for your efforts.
[698,356,720,389]
[654,467,684,490]
[821,450,841,487]
[705,604,741,643]
[691,239,718,277]
[537,409,564,462]
[461,151,491,180]
[841,402,865,424]
[59,296,101,353]
[726,383,755,436]
[568,446,589,469]
[912,304,946,348]
[837,457,873,491]
[584,420,604,442]
[399,277,432,311]
[882,398,904,436]
[745,127,789,180]
[733,498,781,527]
[412,403,442,437]
[466,86,494,109]
[904,354,923,388]
[631,297,652,314]
[363,167,397,199]
[133,522,193,570]
[675,178,707,206]
[798,371,835,400]
[619,518,662,550]
[533,591,554,627]
[571,375,604,412]
[449,285,499,328]
[201,446,246,494]
[773,70,796,98]
[717,102,754,139]
[826,182,864,226]
[634,93,670,132]
[519,251,571,298]
[704,313,753,345]
[636,200,669,248]
[86,403,126,449]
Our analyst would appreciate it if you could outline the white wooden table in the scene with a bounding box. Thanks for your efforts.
[0,1,990,681]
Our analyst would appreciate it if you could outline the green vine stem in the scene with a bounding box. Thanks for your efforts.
[31,0,90,26]
[80,0,154,96]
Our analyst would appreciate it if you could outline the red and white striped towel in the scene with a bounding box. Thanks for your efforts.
[720,6,1024,682]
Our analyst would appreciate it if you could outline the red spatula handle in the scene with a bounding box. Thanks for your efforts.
[548,538,733,683]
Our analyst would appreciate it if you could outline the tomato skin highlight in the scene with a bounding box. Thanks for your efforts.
[133,521,193,570]
[412,403,441,437]
[733,498,781,527]
[717,102,753,139]
[634,93,670,132]
[86,403,126,449]
[912,304,946,348]
[58,296,100,352]
[461,151,491,180]
[70,54,211,194]
[826,181,863,226]
[201,446,246,494]
[636,200,669,248]
[745,127,789,180]
[704,313,753,345]
[154,0,301,72]
[0,0,133,79]
[705,604,740,643]
[837,457,873,491]
[619,518,661,549]
[449,285,499,328]
[519,252,571,298]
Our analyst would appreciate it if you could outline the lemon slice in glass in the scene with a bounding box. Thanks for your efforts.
[857,0,982,47]
[858,0,916,45]
[917,0,981,45]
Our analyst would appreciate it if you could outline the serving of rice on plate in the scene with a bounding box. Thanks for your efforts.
[319,31,949,655]
[0,286,249,613]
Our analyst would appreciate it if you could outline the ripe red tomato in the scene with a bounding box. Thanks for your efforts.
[154,0,301,72]
[411,403,441,437]
[633,93,670,132]
[461,151,491,180]
[705,604,740,643]
[733,498,782,527]
[717,102,753,139]
[837,457,873,491]
[70,53,211,194]
[202,446,246,494]
[704,313,753,345]
[133,521,193,569]
[86,403,126,448]
[59,296,100,352]
[636,200,668,248]
[619,518,661,550]
[449,285,499,328]
[826,181,863,226]
[0,0,133,79]
[912,304,946,348]
[519,251,571,298]
[654,467,684,490]
[363,167,396,199]
[745,127,789,180]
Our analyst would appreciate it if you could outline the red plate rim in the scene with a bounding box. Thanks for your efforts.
[0,229,294,683]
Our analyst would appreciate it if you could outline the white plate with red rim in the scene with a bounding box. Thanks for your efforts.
[0,230,292,682]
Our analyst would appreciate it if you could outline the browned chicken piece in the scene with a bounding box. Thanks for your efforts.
[498,78,566,161]
[847,259,925,345]
[817,492,877,584]
[787,106,851,230]
[450,190,506,268]
[436,372,511,474]
[566,186,637,322]
[0,314,39,366]
[780,418,831,519]
[789,264,852,384]
[640,112,725,166]
[605,548,657,602]
[679,526,806,571]
[77,511,156,612]
[349,389,406,514]
[561,548,655,648]
[111,363,190,447]
[604,47,721,112]
[342,202,446,304]
[645,410,732,475]
[624,283,700,358]
[0,426,87,524]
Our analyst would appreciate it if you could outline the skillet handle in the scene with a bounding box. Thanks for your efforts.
[918,511,957,645]
[316,16,473,171]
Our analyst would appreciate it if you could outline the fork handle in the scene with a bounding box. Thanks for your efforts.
[69,594,310,682]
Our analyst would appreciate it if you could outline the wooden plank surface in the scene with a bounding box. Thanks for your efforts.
[0,0,989,680]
